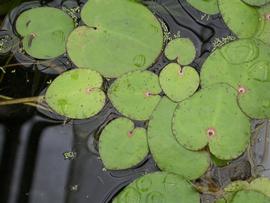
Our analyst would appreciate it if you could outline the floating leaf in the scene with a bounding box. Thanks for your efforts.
[147,97,210,180]
[108,71,161,121]
[172,84,251,160]
[99,117,148,170]
[256,3,270,45]
[66,0,163,78]
[164,38,196,65]
[201,39,270,119]
[113,172,200,203]
[218,0,260,38]
[159,63,199,102]
[187,0,219,15]
[45,69,106,119]
[16,7,74,59]
[250,177,270,197]
[231,190,270,203]
[242,0,270,6]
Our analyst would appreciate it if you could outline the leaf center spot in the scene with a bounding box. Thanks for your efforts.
[144,91,152,97]
[207,128,216,138]
[265,14,270,21]
[238,86,246,94]
[85,87,94,94]
[128,131,133,138]
[178,68,184,76]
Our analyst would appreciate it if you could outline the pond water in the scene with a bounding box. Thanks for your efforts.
[0,0,269,203]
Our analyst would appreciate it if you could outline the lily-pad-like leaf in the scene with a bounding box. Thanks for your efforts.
[67,0,163,78]
[147,97,210,180]
[16,7,74,59]
[172,83,251,160]
[113,172,200,203]
[218,0,260,38]
[164,38,196,65]
[216,178,270,203]
[231,190,270,203]
[250,177,270,197]
[108,71,161,121]
[45,69,106,119]
[159,63,199,102]
[238,79,270,119]
[201,39,270,119]
[242,0,270,6]
[99,117,148,170]
[187,0,219,15]
[256,3,270,45]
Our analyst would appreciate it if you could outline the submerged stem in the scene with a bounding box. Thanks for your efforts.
[0,95,44,106]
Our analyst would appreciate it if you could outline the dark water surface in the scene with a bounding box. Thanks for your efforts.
[0,0,268,203]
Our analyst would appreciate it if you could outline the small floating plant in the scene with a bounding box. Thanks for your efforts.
[1,0,270,202]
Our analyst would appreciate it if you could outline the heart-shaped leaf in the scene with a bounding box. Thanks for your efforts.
[148,97,210,180]
[99,117,148,170]
[16,7,74,59]
[172,84,251,160]
[66,0,163,78]
[159,63,199,102]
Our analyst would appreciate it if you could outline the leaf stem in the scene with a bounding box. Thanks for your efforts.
[0,95,44,106]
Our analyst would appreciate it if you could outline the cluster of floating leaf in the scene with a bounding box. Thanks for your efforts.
[12,0,270,202]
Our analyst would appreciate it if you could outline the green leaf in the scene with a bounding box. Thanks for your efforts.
[242,0,270,6]
[113,172,200,203]
[231,190,270,203]
[15,7,74,59]
[187,0,219,15]
[45,69,106,119]
[99,117,148,170]
[201,39,270,119]
[159,63,199,102]
[108,71,161,121]
[164,38,196,65]
[147,97,210,180]
[250,177,270,197]
[66,0,163,78]
[172,84,251,160]
[218,0,260,38]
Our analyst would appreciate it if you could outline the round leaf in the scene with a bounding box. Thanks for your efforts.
[172,84,251,160]
[218,0,260,38]
[148,97,210,180]
[45,69,106,119]
[164,38,196,65]
[231,190,270,203]
[250,177,270,197]
[187,0,219,15]
[16,7,74,59]
[67,0,163,78]
[159,63,199,102]
[201,39,270,119]
[108,71,161,121]
[242,0,270,6]
[99,117,148,170]
[113,172,200,203]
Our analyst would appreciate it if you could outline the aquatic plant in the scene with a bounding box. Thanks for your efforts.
[172,84,251,160]
[164,37,196,65]
[201,38,270,119]
[159,63,199,102]
[186,0,219,15]
[15,7,74,59]
[216,177,270,203]
[108,71,161,121]
[66,0,163,78]
[242,0,270,7]
[45,69,106,119]
[147,97,210,180]
[113,172,200,203]
[99,117,148,170]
